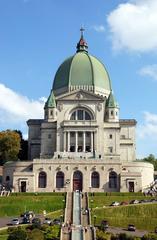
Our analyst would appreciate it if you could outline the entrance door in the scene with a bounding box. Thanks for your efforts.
[21,181,26,192]
[73,171,82,191]
[129,181,134,192]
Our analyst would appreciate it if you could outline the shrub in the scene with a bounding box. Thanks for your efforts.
[96,229,112,240]
[7,228,27,240]
[32,218,41,229]
[142,233,157,240]
[118,233,134,240]
[27,228,44,240]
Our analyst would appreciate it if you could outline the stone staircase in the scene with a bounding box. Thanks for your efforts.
[61,192,72,240]
[60,192,95,240]
[81,192,95,240]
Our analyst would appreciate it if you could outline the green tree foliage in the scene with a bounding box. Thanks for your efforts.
[43,225,60,240]
[96,230,112,240]
[32,218,41,229]
[142,154,157,171]
[0,130,21,165]
[15,130,28,160]
[7,227,27,240]
[118,233,134,240]
[27,228,44,240]
[142,233,157,240]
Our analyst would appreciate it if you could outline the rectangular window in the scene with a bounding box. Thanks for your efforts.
[78,132,83,138]
[48,134,51,139]
[109,147,113,153]
[129,181,134,192]
[109,134,112,139]
[70,132,75,138]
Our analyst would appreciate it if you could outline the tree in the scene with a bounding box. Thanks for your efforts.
[15,130,28,160]
[142,233,157,240]
[142,154,157,171]
[28,228,44,240]
[0,130,21,165]
[7,228,27,240]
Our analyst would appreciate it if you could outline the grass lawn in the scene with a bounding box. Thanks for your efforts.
[0,235,8,240]
[0,193,65,217]
[0,229,8,240]
[89,194,157,231]
[89,194,153,208]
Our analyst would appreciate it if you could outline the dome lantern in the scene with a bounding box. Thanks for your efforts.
[76,27,88,53]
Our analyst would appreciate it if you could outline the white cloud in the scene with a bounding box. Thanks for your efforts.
[23,133,28,140]
[139,64,157,80]
[92,25,105,33]
[107,0,157,52]
[0,83,45,131]
[39,96,47,102]
[137,111,157,139]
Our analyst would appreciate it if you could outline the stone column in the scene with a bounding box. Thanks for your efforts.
[91,132,94,152]
[75,132,78,152]
[94,131,97,156]
[83,132,86,152]
[67,132,70,152]
[63,131,66,151]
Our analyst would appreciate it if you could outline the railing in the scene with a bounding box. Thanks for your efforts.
[73,191,81,225]
[72,191,83,240]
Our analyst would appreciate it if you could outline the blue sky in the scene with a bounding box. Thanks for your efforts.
[0,0,157,158]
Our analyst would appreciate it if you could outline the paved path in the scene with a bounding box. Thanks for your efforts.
[103,226,148,238]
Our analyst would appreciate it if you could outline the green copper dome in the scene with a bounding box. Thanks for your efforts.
[52,32,112,96]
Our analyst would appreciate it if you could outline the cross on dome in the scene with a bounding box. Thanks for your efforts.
[80,27,85,38]
[76,27,88,53]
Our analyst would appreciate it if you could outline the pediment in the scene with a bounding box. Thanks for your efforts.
[56,90,105,101]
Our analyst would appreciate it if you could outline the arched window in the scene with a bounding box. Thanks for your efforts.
[56,171,64,188]
[38,171,47,188]
[109,171,117,188]
[70,109,93,121]
[6,176,10,182]
[91,171,99,188]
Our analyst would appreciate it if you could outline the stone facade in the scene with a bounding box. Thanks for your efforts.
[3,159,154,193]
[3,33,154,193]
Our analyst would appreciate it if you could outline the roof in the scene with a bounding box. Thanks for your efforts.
[45,91,56,108]
[119,119,137,126]
[52,31,112,95]
[53,51,111,93]
[106,91,119,108]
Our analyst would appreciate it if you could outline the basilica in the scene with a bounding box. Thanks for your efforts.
[3,31,154,193]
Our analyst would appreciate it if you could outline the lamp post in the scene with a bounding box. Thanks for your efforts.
[60,215,63,223]
[90,199,93,212]
[62,199,65,222]
[94,215,97,227]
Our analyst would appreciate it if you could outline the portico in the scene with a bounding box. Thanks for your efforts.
[64,131,94,152]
